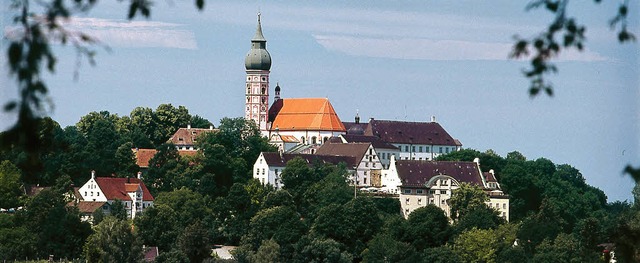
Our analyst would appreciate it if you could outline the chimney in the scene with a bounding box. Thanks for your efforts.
[91,170,95,179]
[489,169,495,175]
[473,157,480,164]
[187,124,191,129]
[431,116,436,122]
[209,125,214,130]
[137,171,142,179]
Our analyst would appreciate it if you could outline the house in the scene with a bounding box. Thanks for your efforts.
[268,131,300,153]
[337,134,399,169]
[384,157,509,220]
[365,117,462,161]
[167,124,217,150]
[315,142,383,187]
[75,171,154,220]
[133,148,200,170]
[253,152,356,189]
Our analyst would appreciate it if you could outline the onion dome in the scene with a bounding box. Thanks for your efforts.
[245,13,272,71]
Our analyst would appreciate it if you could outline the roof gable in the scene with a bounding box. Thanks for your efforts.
[397,160,483,187]
[270,98,346,132]
[168,127,217,146]
[315,142,372,163]
[366,119,458,146]
[95,177,154,201]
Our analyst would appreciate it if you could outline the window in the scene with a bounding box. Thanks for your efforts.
[364,171,367,175]
[369,149,373,155]
[440,190,447,194]
[275,169,279,175]
[363,178,367,184]
[503,203,507,209]
[446,147,450,153]
[405,146,409,152]
[412,146,415,152]
[418,198,422,205]
[405,198,410,205]
[502,212,506,218]
[91,192,94,196]
[97,192,100,196]
[419,146,423,152]
[489,203,493,208]
[262,168,265,175]
[439,147,443,153]
[404,189,412,194]
[84,191,87,196]
[416,189,424,194]
[441,200,446,204]
[429,190,436,194]
[312,136,317,144]
[426,146,430,153]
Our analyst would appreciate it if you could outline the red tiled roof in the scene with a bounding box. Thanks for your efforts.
[315,142,371,163]
[133,149,157,168]
[168,127,217,146]
[366,119,459,146]
[144,247,159,262]
[134,149,200,168]
[72,201,107,213]
[397,160,483,187]
[125,183,140,192]
[95,177,154,201]
[269,98,346,132]
[261,152,358,169]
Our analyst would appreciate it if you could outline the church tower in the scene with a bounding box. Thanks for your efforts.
[244,13,271,132]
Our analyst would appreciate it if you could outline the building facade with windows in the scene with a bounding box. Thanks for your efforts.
[253,152,356,189]
[167,125,217,150]
[384,158,509,220]
[75,171,154,220]
[315,142,383,187]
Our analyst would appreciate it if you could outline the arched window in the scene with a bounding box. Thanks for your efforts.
[301,137,306,144]
[312,136,317,144]
[323,137,328,143]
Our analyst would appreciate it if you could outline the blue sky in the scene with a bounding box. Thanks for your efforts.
[1,1,638,201]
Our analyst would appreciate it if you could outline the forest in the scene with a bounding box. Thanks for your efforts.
[0,104,639,262]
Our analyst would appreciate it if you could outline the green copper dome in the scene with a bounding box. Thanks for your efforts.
[245,14,272,71]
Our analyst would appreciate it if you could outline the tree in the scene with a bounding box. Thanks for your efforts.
[246,206,306,254]
[0,160,22,209]
[178,220,211,263]
[17,189,92,259]
[510,0,635,96]
[251,239,281,263]
[294,236,352,263]
[449,183,489,220]
[84,217,142,263]
[403,205,451,251]
[134,204,180,252]
[110,199,128,220]
[452,228,498,263]
[361,233,415,263]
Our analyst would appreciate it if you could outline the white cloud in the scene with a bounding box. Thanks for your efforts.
[314,34,609,62]
[60,17,198,50]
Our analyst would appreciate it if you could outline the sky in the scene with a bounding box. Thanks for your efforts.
[1,1,638,201]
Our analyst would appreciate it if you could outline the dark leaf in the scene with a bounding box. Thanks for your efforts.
[128,2,138,19]
[196,0,204,10]
[8,42,22,70]
[4,102,17,111]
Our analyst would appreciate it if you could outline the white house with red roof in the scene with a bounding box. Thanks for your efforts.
[76,171,154,219]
